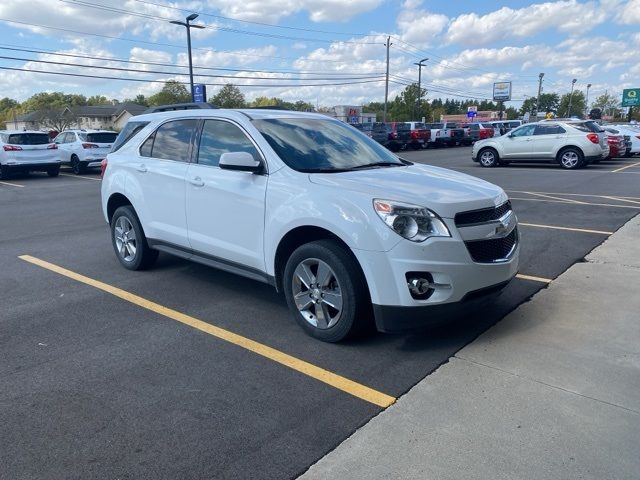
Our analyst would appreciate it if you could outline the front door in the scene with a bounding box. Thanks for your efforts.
[186,119,267,271]
[501,124,536,160]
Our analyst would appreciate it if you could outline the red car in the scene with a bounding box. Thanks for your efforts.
[605,132,625,160]
[404,122,431,149]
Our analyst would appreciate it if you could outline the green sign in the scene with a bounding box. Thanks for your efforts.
[622,88,640,107]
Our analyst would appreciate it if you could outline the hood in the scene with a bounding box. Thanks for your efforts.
[308,163,507,218]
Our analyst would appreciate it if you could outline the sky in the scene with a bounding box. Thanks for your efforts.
[0,0,638,109]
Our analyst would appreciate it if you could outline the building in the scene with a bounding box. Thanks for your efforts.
[326,105,377,124]
[9,103,147,131]
[441,111,501,123]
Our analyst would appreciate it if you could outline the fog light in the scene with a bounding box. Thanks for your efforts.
[406,272,435,300]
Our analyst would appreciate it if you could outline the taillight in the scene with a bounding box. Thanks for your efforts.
[47,143,57,149]
[82,143,99,149]
[411,131,418,139]
[587,133,599,144]
[100,158,107,179]
[3,145,22,151]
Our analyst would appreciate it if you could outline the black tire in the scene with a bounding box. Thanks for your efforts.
[0,165,9,180]
[557,147,584,170]
[47,166,60,177]
[71,155,85,175]
[478,148,499,167]
[283,240,370,342]
[110,205,158,270]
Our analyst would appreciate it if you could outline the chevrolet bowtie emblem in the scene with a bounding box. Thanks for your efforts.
[495,211,513,236]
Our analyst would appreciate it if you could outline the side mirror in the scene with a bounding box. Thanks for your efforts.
[219,151,264,173]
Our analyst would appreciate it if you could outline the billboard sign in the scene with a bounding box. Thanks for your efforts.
[493,82,512,101]
[194,84,207,103]
[622,88,640,107]
[467,106,478,113]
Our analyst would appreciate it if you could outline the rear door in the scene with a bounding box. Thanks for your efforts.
[530,124,566,159]
[4,133,57,164]
[501,124,536,160]
[185,118,267,271]
[132,118,197,248]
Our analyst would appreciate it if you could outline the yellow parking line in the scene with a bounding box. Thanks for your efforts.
[611,161,640,173]
[59,173,101,181]
[0,180,24,188]
[516,274,552,284]
[509,197,640,209]
[519,223,613,235]
[18,255,396,409]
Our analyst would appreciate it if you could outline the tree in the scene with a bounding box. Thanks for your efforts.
[87,95,111,105]
[20,92,87,113]
[592,92,621,119]
[520,93,560,116]
[37,107,77,132]
[388,83,429,121]
[147,80,191,106]
[557,91,586,117]
[0,97,19,128]
[292,100,314,112]
[212,84,246,108]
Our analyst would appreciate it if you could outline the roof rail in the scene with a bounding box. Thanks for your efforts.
[143,102,218,114]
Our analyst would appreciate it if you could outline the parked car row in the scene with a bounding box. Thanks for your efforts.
[471,120,612,170]
[0,128,118,178]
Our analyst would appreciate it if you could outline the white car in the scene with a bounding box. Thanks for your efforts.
[610,125,640,156]
[0,130,61,179]
[101,109,519,342]
[472,121,609,169]
[54,129,118,174]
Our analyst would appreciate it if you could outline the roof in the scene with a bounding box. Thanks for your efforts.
[133,108,326,122]
[1,129,49,134]
[14,103,147,122]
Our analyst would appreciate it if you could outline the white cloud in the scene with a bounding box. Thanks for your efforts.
[396,0,448,46]
[614,0,640,24]
[446,1,608,46]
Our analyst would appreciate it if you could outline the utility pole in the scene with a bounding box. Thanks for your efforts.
[567,78,577,117]
[413,57,428,120]
[585,83,592,118]
[383,36,391,123]
[170,13,205,102]
[536,72,544,118]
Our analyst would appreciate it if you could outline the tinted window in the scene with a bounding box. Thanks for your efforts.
[149,119,198,162]
[469,124,479,130]
[511,125,536,137]
[197,120,259,168]
[397,123,410,131]
[140,134,154,157]
[112,121,149,152]
[7,133,50,145]
[253,118,403,172]
[568,121,604,133]
[81,132,118,143]
[534,125,565,135]
[413,123,426,129]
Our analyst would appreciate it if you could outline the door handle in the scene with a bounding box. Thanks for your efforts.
[136,164,147,173]
[189,176,205,187]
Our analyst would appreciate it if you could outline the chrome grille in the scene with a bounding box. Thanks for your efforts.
[455,201,512,227]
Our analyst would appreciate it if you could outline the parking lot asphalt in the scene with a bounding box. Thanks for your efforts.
[2,150,639,479]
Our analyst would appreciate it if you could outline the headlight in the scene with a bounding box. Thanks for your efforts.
[373,199,450,242]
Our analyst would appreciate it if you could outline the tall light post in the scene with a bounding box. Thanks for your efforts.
[585,83,592,118]
[413,57,428,120]
[536,72,544,118]
[567,78,577,117]
[170,13,205,101]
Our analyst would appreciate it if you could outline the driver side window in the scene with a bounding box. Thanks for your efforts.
[197,120,259,167]
[511,125,536,137]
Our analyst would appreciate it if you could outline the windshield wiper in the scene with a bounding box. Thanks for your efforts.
[346,161,405,170]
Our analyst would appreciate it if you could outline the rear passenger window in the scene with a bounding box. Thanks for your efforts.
[144,119,198,162]
[534,125,565,135]
[197,120,259,167]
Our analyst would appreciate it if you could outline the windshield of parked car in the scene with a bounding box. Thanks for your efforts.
[79,132,118,143]
[253,118,405,172]
[411,123,426,129]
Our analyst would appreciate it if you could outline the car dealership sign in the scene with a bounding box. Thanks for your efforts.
[493,82,512,101]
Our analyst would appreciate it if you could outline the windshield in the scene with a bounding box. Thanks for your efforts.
[80,132,118,143]
[253,118,405,172]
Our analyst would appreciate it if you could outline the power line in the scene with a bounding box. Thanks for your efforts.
[0,65,386,88]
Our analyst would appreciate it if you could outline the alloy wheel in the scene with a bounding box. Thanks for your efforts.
[291,258,343,329]
[480,150,496,166]
[114,216,137,262]
[561,151,579,168]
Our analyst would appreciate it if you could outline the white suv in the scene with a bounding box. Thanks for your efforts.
[101,109,519,342]
[472,121,609,169]
[55,129,118,174]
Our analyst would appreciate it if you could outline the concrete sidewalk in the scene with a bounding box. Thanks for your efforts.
[301,215,640,480]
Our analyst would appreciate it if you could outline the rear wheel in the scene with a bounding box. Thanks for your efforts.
[558,148,584,169]
[110,206,158,270]
[283,240,370,342]
[478,148,499,167]
[0,165,9,180]
[70,155,85,175]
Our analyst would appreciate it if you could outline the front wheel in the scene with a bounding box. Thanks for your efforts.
[558,148,584,169]
[110,206,158,270]
[478,148,499,167]
[283,240,370,342]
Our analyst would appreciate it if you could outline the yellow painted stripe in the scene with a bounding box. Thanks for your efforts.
[18,255,396,409]
[519,222,613,235]
[0,180,24,188]
[611,161,640,173]
[516,273,552,284]
[59,173,101,181]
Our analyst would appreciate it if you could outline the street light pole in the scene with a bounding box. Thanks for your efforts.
[413,57,428,121]
[536,72,544,118]
[585,83,592,118]
[567,78,577,117]
[170,13,205,102]
[383,36,392,123]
